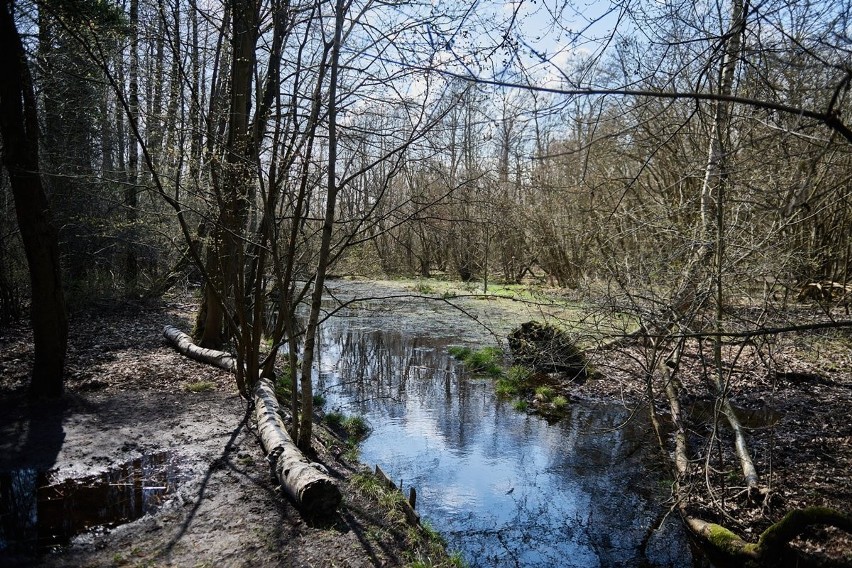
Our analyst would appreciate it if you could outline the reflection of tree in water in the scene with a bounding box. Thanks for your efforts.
[439,435,688,568]
[315,319,691,567]
[0,469,39,552]
[0,453,185,553]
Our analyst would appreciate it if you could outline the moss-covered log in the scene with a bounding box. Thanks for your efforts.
[686,508,852,565]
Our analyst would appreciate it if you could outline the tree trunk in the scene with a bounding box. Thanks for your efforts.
[297,0,345,450]
[125,0,140,287]
[163,326,237,372]
[0,0,68,398]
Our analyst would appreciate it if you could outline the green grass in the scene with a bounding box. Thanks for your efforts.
[513,399,529,411]
[448,346,503,377]
[274,373,292,401]
[495,366,530,397]
[324,411,345,429]
[185,380,215,393]
[534,385,555,401]
[325,411,370,446]
[343,415,370,442]
[552,395,569,410]
[414,281,436,295]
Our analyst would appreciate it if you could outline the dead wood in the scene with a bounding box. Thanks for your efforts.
[255,378,341,516]
[162,325,237,373]
[686,508,852,564]
[162,326,341,515]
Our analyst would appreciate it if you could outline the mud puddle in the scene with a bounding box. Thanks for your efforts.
[0,451,187,553]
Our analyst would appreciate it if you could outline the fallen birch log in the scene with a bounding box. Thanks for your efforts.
[162,326,341,515]
[162,325,237,373]
[255,378,341,516]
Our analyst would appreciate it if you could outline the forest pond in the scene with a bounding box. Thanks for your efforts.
[311,282,694,567]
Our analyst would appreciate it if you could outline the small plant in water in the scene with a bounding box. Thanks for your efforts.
[447,345,471,359]
[343,415,370,442]
[552,395,569,410]
[324,411,345,429]
[534,385,555,402]
[496,366,530,397]
[449,345,503,377]
[313,393,327,408]
[513,399,529,411]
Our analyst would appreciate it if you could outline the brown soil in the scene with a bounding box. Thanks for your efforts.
[0,297,454,568]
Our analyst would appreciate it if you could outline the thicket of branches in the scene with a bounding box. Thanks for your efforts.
[2,0,852,557]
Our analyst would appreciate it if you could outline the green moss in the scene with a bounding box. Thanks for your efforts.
[705,523,756,557]
[707,523,741,548]
[185,380,215,393]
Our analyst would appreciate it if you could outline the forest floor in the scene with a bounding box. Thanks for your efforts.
[0,278,851,567]
[569,307,852,567]
[0,293,458,568]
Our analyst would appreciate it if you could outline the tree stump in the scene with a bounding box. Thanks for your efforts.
[508,321,589,381]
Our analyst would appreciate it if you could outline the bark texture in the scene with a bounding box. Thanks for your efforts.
[162,326,340,515]
[0,0,68,398]
[255,378,341,516]
[163,325,237,372]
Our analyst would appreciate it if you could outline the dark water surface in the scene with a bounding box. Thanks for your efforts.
[0,451,187,553]
[313,315,694,567]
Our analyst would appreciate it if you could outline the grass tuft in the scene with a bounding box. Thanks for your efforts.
[185,380,215,393]
[449,346,503,377]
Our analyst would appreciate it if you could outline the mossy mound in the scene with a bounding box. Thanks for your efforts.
[507,321,589,382]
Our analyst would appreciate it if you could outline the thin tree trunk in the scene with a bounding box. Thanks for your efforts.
[125,0,140,287]
[298,0,344,450]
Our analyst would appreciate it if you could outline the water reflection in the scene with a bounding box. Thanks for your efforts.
[0,451,186,553]
[314,317,692,567]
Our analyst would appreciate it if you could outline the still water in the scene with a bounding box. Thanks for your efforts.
[313,315,693,567]
[0,451,187,553]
